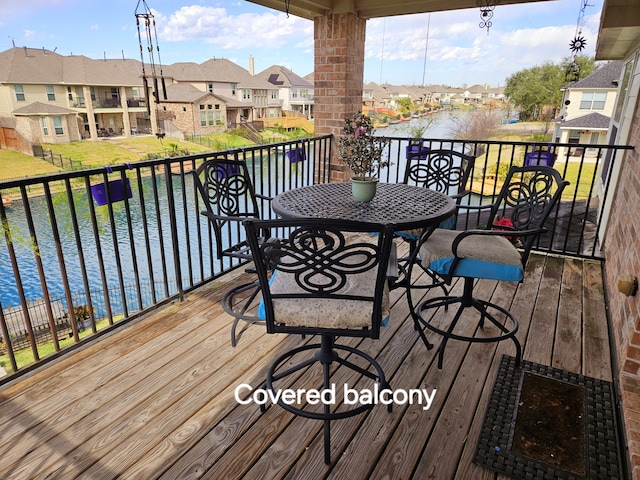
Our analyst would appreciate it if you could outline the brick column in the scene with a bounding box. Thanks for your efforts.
[314,13,366,183]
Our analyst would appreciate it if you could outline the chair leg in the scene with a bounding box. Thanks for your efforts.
[222,280,263,347]
[263,334,390,464]
[414,278,522,369]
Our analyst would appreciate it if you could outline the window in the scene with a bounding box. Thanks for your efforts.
[41,117,49,135]
[579,91,607,110]
[242,89,251,101]
[14,85,25,101]
[200,112,207,127]
[67,86,73,101]
[208,83,214,93]
[208,111,214,126]
[110,88,119,99]
[215,104,220,110]
[270,90,278,100]
[207,104,212,109]
[215,111,221,123]
[90,87,96,101]
[52,116,63,135]
[231,84,237,96]
[46,85,56,101]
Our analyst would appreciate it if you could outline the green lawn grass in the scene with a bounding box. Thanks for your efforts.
[0,149,63,181]
[0,316,122,373]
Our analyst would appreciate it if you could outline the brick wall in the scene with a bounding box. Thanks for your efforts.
[313,13,366,183]
[603,82,640,477]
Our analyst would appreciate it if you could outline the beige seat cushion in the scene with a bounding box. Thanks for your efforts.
[267,232,390,329]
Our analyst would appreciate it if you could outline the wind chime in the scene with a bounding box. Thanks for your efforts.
[566,0,592,82]
[135,0,167,137]
[477,0,500,35]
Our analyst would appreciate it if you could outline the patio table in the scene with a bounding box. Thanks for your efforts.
[272,182,456,230]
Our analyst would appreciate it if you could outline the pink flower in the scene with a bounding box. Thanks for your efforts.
[354,126,367,138]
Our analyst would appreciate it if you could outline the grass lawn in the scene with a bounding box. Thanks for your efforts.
[40,136,217,168]
[561,160,597,199]
[0,316,123,373]
[0,149,63,181]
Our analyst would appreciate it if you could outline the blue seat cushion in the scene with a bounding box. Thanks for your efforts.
[419,228,524,282]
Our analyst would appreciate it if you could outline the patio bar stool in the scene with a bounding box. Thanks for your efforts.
[244,217,397,464]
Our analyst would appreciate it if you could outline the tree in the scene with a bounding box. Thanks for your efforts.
[505,55,595,121]
[448,109,502,141]
[396,97,414,115]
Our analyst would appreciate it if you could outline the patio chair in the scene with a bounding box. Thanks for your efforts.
[243,218,397,464]
[394,148,475,292]
[410,165,569,368]
[192,157,272,346]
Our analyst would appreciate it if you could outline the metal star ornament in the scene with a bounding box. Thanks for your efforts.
[569,35,587,53]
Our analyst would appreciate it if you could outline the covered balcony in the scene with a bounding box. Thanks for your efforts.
[2,0,640,477]
[0,133,631,478]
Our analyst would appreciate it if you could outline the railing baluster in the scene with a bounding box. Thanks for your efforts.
[0,135,632,381]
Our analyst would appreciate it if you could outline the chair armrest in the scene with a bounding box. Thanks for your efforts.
[201,210,259,226]
[450,189,473,201]
[255,193,274,202]
[454,202,495,212]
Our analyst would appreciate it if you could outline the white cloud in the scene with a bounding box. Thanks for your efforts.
[157,5,311,50]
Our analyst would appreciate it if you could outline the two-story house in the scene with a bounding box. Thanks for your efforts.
[0,47,149,146]
[554,60,623,158]
[255,65,313,119]
[162,57,282,126]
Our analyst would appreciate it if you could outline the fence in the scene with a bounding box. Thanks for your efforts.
[33,145,84,170]
[0,133,632,381]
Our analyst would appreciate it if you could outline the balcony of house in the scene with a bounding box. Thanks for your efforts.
[0,136,632,479]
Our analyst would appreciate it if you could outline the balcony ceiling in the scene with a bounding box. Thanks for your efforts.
[247,0,555,20]
[595,0,640,60]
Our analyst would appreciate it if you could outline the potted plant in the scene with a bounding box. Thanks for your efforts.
[338,112,390,202]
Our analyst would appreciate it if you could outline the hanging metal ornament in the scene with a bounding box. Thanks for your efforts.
[565,59,581,82]
[477,0,500,35]
[569,35,587,53]
[568,0,592,55]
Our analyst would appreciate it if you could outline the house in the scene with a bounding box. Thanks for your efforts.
[161,57,282,125]
[362,82,392,110]
[554,60,623,158]
[255,65,313,119]
[155,84,227,138]
[0,47,149,147]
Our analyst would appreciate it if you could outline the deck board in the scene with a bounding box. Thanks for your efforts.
[0,253,616,480]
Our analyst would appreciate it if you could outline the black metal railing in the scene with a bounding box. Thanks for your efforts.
[376,137,633,259]
[0,136,330,378]
[0,134,632,381]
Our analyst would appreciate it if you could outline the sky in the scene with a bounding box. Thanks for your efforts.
[0,0,603,88]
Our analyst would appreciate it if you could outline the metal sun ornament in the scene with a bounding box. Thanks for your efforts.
[569,35,587,53]
[477,0,499,35]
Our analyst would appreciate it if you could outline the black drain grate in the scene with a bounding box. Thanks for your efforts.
[474,355,625,479]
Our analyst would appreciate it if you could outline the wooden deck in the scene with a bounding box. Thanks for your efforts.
[0,251,614,479]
